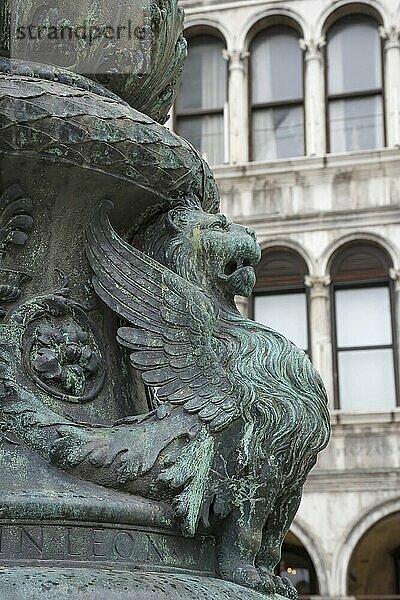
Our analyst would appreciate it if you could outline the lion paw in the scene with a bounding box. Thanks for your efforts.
[258,570,298,600]
[219,562,263,591]
[275,576,298,600]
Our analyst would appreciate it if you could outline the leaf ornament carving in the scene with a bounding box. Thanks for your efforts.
[0,184,33,313]
[0,289,106,404]
[0,77,219,214]
[86,201,239,432]
[0,184,33,253]
[1,0,186,124]
[121,0,188,124]
[31,321,101,397]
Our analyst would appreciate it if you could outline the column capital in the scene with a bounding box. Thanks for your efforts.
[234,295,249,317]
[299,37,326,62]
[379,26,400,50]
[304,275,331,299]
[389,267,400,291]
[222,49,249,72]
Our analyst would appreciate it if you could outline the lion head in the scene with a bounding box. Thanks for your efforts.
[133,195,261,300]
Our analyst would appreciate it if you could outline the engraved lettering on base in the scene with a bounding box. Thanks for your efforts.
[0,523,215,573]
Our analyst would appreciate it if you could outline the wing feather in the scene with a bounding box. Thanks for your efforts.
[117,329,163,349]
[86,201,239,430]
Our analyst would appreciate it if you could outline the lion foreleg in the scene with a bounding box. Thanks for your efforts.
[216,500,271,592]
[256,486,303,599]
[216,471,280,594]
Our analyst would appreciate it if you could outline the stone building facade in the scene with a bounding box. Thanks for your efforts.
[172,0,400,597]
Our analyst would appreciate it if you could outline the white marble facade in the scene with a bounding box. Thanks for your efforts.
[173,0,400,597]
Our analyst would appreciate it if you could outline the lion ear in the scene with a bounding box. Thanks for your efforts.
[166,193,203,231]
[166,209,187,232]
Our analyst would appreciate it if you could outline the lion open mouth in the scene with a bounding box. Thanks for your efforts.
[224,259,254,277]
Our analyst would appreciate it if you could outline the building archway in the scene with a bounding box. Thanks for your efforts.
[333,498,400,594]
[278,531,320,596]
[347,511,400,596]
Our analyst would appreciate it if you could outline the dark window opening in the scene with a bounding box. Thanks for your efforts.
[252,248,310,354]
[330,242,398,410]
[250,26,305,161]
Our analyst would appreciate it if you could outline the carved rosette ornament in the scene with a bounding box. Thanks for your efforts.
[0,0,330,598]
[0,289,106,408]
[24,302,104,402]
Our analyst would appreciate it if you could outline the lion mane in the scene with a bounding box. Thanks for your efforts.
[132,195,209,285]
[133,198,330,500]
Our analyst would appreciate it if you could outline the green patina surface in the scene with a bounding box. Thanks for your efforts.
[0,567,290,599]
[0,0,331,597]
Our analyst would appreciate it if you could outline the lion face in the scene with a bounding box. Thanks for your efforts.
[166,208,261,299]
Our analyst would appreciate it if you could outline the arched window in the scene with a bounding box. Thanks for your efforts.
[395,547,400,594]
[252,248,309,354]
[347,512,400,595]
[250,25,304,161]
[331,242,398,410]
[279,541,319,596]
[175,34,226,165]
[327,15,384,153]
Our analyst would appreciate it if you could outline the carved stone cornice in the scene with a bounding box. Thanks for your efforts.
[222,49,249,72]
[379,26,400,50]
[304,275,331,299]
[299,37,326,62]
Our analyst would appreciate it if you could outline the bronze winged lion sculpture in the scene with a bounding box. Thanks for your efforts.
[0,0,330,597]
[47,195,331,598]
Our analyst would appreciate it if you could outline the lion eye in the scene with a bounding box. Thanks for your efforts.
[210,221,225,230]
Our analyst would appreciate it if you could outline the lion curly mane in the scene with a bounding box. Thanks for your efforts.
[132,195,206,285]
[133,196,330,494]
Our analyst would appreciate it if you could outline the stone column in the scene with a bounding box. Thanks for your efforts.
[379,26,400,147]
[164,105,174,132]
[390,268,400,384]
[235,296,249,317]
[299,38,326,156]
[304,275,334,405]
[222,49,249,164]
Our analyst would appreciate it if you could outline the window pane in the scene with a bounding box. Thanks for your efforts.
[251,27,303,103]
[252,105,304,160]
[336,287,392,347]
[178,36,226,110]
[328,16,382,95]
[254,293,308,350]
[256,249,308,289]
[177,114,224,164]
[329,95,383,152]
[332,244,389,282]
[338,349,396,410]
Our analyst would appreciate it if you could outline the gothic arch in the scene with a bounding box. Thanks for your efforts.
[258,238,315,277]
[319,231,399,275]
[316,0,387,39]
[238,7,307,50]
[290,519,331,595]
[332,497,400,594]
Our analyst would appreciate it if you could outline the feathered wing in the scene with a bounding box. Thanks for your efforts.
[86,201,239,431]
